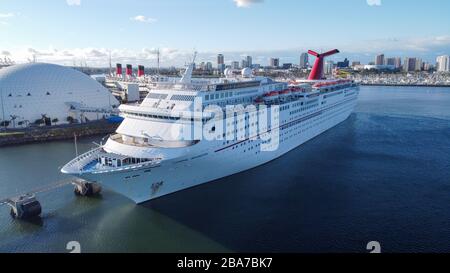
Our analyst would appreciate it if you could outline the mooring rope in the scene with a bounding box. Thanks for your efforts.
[0,178,74,207]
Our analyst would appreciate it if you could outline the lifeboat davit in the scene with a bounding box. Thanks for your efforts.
[279,89,291,96]
[279,89,291,102]
[290,86,302,96]
[263,91,279,103]
[255,97,264,104]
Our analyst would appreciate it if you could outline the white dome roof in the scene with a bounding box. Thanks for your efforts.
[0,63,118,126]
[224,68,233,78]
[241,67,253,78]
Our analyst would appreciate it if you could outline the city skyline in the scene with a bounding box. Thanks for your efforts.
[1,0,450,67]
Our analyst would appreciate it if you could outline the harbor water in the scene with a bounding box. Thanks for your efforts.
[0,86,450,253]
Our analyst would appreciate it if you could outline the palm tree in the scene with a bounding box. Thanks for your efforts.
[41,114,49,126]
[10,115,18,128]
[67,116,75,124]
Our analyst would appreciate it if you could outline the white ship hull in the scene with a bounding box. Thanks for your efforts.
[74,92,358,204]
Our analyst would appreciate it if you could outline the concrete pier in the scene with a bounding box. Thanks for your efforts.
[0,120,118,147]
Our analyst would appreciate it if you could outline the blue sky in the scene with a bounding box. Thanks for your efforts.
[1,0,449,67]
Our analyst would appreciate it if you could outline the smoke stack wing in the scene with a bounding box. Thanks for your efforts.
[307,49,340,80]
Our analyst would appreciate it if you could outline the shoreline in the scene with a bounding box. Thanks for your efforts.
[0,120,118,147]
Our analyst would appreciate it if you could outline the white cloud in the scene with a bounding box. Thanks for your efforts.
[5,34,450,67]
[233,0,264,8]
[3,46,188,67]
[367,0,381,6]
[0,13,14,18]
[66,0,81,6]
[130,15,157,24]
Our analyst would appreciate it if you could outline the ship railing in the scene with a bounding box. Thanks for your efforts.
[153,82,212,92]
[62,147,103,173]
[91,157,163,174]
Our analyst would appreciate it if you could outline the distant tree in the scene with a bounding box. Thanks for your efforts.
[52,118,59,125]
[66,116,75,124]
[34,119,45,126]
[41,114,52,126]
[0,120,10,128]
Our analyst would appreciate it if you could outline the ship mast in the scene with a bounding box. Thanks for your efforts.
[157,48,160,75]
[180,51,197,84]
[109,50,112,77]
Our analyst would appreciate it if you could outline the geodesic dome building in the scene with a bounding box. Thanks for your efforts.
[0,63,118,128]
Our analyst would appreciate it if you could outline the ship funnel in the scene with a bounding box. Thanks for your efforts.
[307,49,339,80]
[126,64,133,77]
[116,63,122,77]
[138,65,145,77]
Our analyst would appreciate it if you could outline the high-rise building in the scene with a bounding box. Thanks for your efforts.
[206,62,213,71]
[324,61,334,75]
[394,57,402,69]
[375,54,385,66]
[241,60,248,69]
[199,62,205,70]
[300,53,309,68]
[231,61,240,70]
[245,56,252,68]
[337,58,349,68]
[423,62,433,71]
[217,54,225,73]
[282,63,293,70]
[436,55,450,72]
[217,54,224,66]
[351,61,361,67]
[403,58,417,72]
[415,58,423,71]
[385,57,402,69]
[270,58,280,68]
[386,57,396,66]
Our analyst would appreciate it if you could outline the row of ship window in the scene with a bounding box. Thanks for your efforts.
[218,99,356,154]
[205,91,234,101]
[123,111,211,122]
[323,91,343,99]
[289,103,319,115]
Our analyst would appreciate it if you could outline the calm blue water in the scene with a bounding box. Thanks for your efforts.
[0,86,450,253]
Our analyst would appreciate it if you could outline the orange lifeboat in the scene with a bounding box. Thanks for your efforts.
[263,91,279,102]
[255,97,264,104]
[280,89,291,96]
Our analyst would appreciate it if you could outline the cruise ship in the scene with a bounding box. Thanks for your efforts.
[61,49,359,204]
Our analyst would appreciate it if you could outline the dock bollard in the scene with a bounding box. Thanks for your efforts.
[72,179,102,197]
[7,194,42,220]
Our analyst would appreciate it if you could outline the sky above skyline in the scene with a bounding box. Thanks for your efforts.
[1,0,450,67]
